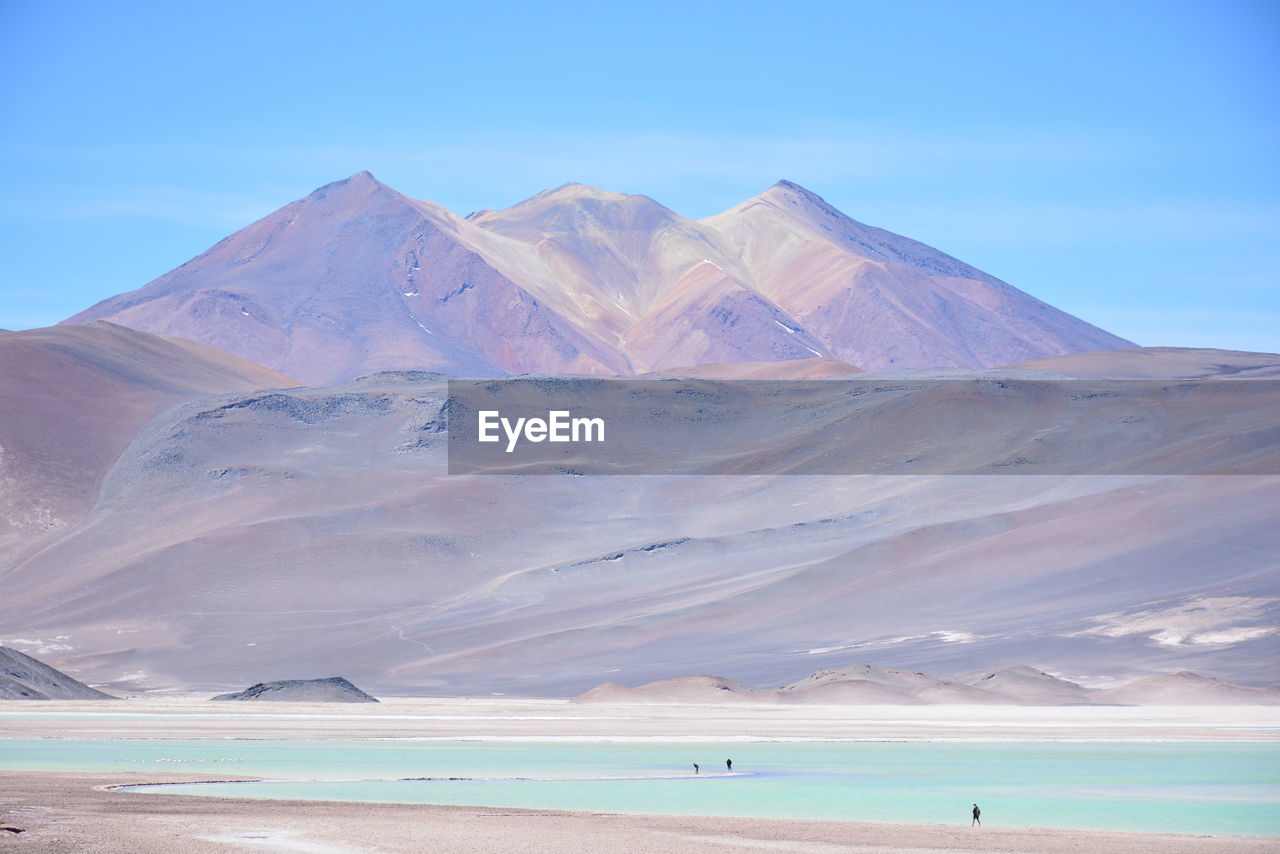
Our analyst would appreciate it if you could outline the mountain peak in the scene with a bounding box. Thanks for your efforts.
[527,182,639,205]
[473,182,684,233]
[770,178,816,195]
[755,179,846,218]
[706,179,1017,287]
[305,170,392,202]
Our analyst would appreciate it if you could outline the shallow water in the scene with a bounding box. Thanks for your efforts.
[4,739,1277,836]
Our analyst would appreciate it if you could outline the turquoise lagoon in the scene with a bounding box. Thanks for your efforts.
[3,738,1277,836]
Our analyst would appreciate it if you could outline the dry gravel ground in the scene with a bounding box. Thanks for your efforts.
[1,771,1276,854]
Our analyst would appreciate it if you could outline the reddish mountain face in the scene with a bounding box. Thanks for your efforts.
[702,181,1134,369]
[64,173,1132,383]
[62,174,627,383]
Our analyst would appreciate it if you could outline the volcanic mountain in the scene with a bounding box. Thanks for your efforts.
[64,173,1133,383]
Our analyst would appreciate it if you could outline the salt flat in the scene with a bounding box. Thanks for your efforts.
[2,696,1276,741]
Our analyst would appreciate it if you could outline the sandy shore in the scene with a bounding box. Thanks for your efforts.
[0,770,1273,854]
[1,696,1277,741]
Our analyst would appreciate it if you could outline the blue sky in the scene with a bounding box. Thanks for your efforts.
[2,0,1277,351]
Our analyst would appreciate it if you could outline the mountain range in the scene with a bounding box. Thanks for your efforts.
[64,173,1132,383]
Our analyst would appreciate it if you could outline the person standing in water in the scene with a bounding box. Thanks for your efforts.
[971,803,981,826]
[726,758,733,772]
[693,763,699,775]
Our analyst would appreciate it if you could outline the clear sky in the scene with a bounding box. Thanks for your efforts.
[2,0,1277,351]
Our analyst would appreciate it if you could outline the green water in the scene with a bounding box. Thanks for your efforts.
[3,739,1277,836]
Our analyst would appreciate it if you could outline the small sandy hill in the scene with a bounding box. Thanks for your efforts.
[211,677,378,703]
[566,663,1280,707]
[573,675,762,704]
[781,662,937,693]
[780,679,923,705]
[648,357,862,380]
[778,665,1018,706]
[0,647,116,700]
[780,663,1001,704]
[955,665,1093,705]
[1009,347,1280,379]
[569,682,655,704]
[1093,672,1280,705]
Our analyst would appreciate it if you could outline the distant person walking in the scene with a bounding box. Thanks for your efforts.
[726,758,733,772]
[972,803,981,826]
[693,763,699,775]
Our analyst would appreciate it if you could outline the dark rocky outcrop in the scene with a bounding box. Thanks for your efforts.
[211,676,378,703]
[0,647,116,700]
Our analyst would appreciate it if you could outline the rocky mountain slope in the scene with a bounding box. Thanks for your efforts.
[0,322,296,553]
[1,353,1274,695]
[0,646,116,700]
